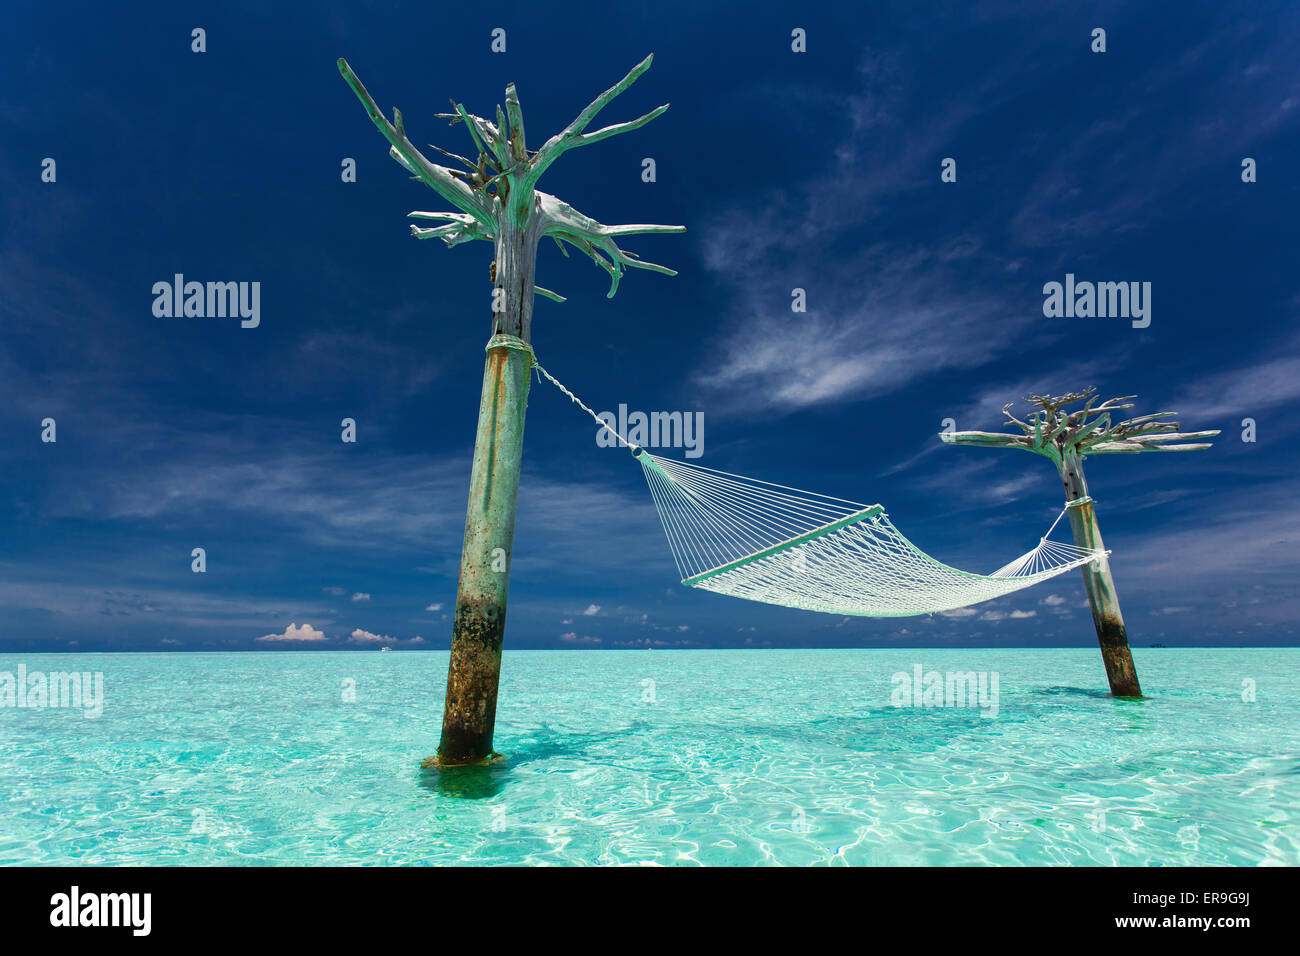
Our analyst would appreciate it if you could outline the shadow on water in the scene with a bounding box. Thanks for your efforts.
[417,762,509,799]
[416,726,643,798]
[506,727,636,765]
[1036,686,1143,702]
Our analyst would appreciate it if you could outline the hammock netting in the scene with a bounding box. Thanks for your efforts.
[530,358,1105,619]
[637,451,1104,618]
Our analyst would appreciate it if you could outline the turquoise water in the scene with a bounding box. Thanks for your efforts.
[0,649,1296,866]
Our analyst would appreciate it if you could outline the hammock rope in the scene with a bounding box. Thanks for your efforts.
[532,359,1107,618]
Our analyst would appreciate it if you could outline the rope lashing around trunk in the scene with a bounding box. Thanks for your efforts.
[486,332,536,359]
[529,356,1108,618]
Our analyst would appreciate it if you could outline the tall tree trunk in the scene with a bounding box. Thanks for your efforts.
[435,213,540,766]
[1057,449,1142,698]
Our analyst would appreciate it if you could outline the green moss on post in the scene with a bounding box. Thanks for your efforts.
[435,337,533,766]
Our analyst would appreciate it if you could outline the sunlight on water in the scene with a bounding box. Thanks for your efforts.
[0,649,1296,865]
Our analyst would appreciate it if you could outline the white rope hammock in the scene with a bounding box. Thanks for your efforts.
[534,359,1106,618]
[640,452,1101,617]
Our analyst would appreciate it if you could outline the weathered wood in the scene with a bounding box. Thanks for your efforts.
[1057,448,1141,697]
[338,60,493,227]
[341,55,682,766]
[525,54,663,189]
[942,430,1033,447]
[940,388,1220,698]
[339,56,684,298]
[437,337,532,765]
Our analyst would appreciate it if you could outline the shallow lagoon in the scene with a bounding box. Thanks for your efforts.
[1,648,1295,865]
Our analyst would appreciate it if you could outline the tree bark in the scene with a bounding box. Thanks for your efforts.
[434,215,540,766]
[1057,449,1142,698]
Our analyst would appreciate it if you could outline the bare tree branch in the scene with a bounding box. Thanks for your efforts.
[1087,441,1216,454]
[427,143,479,172]
[941,431,1035,449]
[338,59,492,226]
[408,210,491,247]
[342,54,682,306]
[504,82,527,163]
[1096,394,1139,411]
[941,391,1219,462]
[436,107,496,171]
[526,54,664,190]
[1134,430,1221,443]
[539,192,684,297]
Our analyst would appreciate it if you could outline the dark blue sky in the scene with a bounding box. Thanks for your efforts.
[1,1,1296,651]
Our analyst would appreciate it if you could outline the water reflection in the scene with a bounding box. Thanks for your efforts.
[418,760,509,799]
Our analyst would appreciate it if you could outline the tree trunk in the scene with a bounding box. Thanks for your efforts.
[434,212,541,766]
[1057,449,1142,698]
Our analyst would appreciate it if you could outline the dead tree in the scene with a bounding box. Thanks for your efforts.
[941,389,1219,697]
[339,55,684,765]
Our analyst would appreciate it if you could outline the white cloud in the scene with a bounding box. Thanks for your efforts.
[351,592,370,603]
[939,607,978,618]
[1009,609,1037,619]
[322,586,346,596]
[560,632,601,645]
[350,628,425,647]
[582,604,600,616]
[1040,594,1066,606]
[425,602,442,612]
[257,622,326,643]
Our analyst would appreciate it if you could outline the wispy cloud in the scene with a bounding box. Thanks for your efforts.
[0,575,332,633]
[1168,342,1300,422]
[1011,22,1300,247]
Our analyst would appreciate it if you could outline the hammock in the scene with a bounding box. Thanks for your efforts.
[638,451,1101,617]
[533,359,1106,618]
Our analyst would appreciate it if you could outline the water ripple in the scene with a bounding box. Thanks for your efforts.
[0,648,1296,865]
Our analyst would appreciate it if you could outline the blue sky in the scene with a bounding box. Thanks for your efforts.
[1,1,1297,651]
